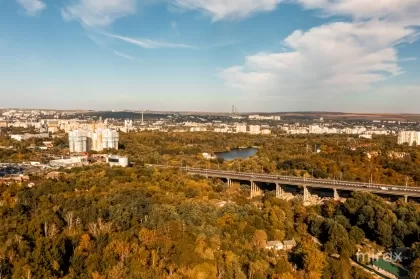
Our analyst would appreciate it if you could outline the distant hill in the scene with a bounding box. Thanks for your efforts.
[77,111,166,120]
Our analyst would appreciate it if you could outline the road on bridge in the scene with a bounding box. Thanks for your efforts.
[147,164,420,198]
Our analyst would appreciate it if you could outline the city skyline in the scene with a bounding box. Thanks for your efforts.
[1,0,420,112]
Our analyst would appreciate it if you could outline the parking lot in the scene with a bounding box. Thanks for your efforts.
[0,164,25,177]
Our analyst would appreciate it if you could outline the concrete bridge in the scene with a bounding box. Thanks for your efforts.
[148,165,420,202]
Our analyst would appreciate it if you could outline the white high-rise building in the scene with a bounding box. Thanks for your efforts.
[68,129,119,153]
[398,131,420,146]
[236,124,247,133]
[101,129,119,151]
[69,130,89,153]
[90,132,103,151]
[249,125,261,135]
[124,119,133,130]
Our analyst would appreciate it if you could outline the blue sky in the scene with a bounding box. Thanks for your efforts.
[1,0,420,112]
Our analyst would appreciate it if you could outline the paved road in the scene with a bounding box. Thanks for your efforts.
[148,165,420,198]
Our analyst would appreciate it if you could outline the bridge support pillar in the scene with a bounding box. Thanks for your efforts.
[250,181,262,198]
[303,186,310,202]
[276,183,284,198]
[227,178,231,187]
[333,188,340,201]
[404,195,408,203]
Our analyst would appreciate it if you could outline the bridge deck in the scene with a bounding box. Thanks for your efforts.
[147,165,420,198]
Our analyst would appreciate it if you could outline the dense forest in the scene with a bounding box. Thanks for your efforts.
[0,165,419,278]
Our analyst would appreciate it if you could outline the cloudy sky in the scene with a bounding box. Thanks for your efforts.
[1,0,419,112]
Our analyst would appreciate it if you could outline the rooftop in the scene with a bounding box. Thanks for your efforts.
[283,239,296,246]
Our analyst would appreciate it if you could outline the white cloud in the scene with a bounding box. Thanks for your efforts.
[113,50,135,60]
[172,0,282,21]
[61,0,136,27]
[220,0,420,96]
[102,32,196,49]
[16,0,46,15]
[221,20,416,95]
[298,0,420,26]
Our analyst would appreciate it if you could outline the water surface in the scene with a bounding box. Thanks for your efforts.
[215,148,258,161]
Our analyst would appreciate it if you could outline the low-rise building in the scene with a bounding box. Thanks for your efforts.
[359,134,372,139]
[266,241,284,251]
[190,127,207,132]
[290,130,308,134]
[202,153,216,160]
[249,115,281,120]
[249,125,261,135]
[236,124,247,133]
[388,151,409,159]
[283,239,297,250]
[10,133,50,142]
[10,134,25,141]
[261,129,271,135]
[49,156,89,168]
[214,127,230,133]
[106,155,129,167]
